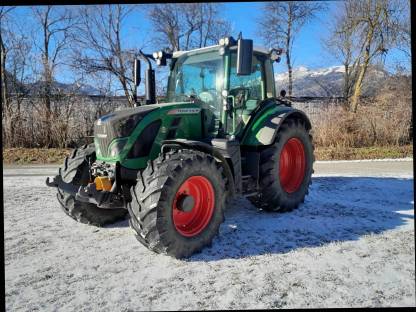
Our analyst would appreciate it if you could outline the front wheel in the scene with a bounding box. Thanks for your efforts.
[248,118,314,212]
[128,149,226,258]
[56,144,127,226]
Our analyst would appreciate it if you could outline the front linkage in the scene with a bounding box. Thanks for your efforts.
[46,173,125,209]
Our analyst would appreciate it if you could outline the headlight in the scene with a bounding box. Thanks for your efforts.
[114,113,144,138]
[108,138,128,158]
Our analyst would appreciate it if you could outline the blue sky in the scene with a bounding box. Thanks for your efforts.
[121,2,341,73]
[6,2,410,89]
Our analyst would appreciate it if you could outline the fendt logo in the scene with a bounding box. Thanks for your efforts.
[167,108,201,115]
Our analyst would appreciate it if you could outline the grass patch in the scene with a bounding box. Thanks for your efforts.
[2,144,413,165]
[314,145,413,161]
[3,148,72,165]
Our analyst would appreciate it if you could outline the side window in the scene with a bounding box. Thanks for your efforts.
[229,53,264,101]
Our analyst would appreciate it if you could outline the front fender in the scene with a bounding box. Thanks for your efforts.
[161,139,237,197]
[240,102,311,146]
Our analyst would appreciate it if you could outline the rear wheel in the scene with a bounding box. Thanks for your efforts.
[56,144,127,226]
[128,149,226,258]
[248,118,314,212]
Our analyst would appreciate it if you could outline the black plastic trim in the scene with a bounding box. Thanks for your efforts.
[127,120,161,159]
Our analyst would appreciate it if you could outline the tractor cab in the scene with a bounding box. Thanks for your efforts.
[165,42,278,138]
[135,35,283,140]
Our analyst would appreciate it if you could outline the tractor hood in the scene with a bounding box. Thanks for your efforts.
[94,105,159,158]
[96,105,158,126]
[94,102,198,159]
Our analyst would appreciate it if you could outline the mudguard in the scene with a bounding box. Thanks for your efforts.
[161,139,238,196]
[239,99,312,146]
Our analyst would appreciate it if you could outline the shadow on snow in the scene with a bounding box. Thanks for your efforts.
[188,176,414,261]
[105,176,414,261]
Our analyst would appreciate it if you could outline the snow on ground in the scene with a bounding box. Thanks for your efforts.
[4,162,415,310]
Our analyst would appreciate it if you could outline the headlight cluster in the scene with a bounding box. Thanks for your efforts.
[108,138,128,158]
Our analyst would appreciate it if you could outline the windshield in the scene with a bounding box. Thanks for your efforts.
[167,51,223,112]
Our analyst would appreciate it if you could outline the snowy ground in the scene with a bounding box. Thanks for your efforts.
[4,159,415,310]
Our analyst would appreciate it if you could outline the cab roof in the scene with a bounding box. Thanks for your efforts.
[172,44,271,58]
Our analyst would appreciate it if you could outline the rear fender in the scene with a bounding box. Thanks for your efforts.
[241,103,311,146]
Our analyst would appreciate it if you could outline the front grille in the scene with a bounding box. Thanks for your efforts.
[94,122,116,157]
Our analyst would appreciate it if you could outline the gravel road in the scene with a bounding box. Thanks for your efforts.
[3,159,415,310]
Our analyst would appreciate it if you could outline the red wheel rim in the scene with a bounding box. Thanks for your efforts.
[279,138,306,193]
[172,176,215,237]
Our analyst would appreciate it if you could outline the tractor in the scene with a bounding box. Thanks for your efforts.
[46,35,314,258]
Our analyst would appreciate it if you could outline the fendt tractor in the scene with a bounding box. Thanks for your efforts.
[46,34,314,258]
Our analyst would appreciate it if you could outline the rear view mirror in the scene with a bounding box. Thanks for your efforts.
[237,38,253,75]
[134,59,141,86]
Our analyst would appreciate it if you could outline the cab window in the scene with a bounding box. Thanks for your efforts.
[227,53,266,134]
[229,53,265,102]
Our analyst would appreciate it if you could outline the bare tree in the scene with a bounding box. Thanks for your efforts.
[72,4,140,107]
[324,3,361,108]
[1,7,35,147]
[257,1,326,97]
[1,7,15,146]
[0,7,13,114]
[329,0,409,113]
[147,3,231,52]
[31,5,76,147]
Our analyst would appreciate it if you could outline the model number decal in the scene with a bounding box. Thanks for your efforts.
[168,108,201,115]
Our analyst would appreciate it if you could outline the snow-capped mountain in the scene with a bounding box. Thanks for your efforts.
[5,69,103,96]
[26,81,102,96]
[275,65,388,97]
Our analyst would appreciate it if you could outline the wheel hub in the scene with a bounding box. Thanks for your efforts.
[279,137,306,193]
[172,176,215,237]
[176,195,195,212]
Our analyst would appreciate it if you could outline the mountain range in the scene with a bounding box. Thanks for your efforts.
[7,65,390,98]
[5,71,102,96]
[275,65,389,97]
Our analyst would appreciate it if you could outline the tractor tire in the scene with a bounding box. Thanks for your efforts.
[56,144,127,226]
[128,149,226,259]
[248,118,314,212]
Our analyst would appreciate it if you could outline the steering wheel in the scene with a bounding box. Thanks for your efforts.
[229,87,250,109]
[199,91,215,103]
[199,89,218,110]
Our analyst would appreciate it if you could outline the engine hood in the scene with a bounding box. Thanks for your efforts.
[94,105,159,158]
[94,102,196,158]
[96,105,158,125]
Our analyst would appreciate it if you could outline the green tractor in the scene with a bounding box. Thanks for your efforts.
[46,35,314,258]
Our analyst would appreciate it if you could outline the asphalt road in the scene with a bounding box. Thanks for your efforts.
[3,158,413,177]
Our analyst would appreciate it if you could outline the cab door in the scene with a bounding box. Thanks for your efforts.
[226,52,267,136]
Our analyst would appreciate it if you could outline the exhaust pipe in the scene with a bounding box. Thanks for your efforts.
[138,50,156,105]
[145,68,156,105]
